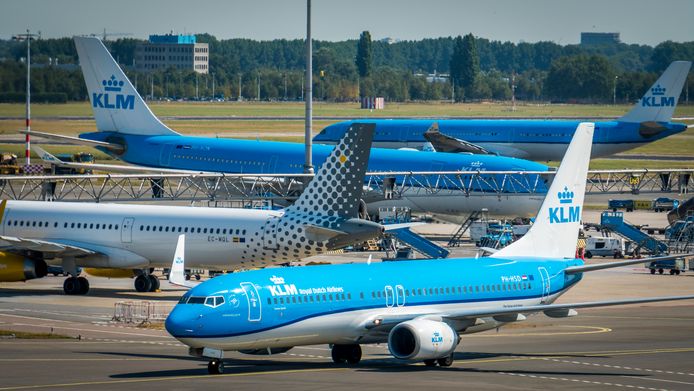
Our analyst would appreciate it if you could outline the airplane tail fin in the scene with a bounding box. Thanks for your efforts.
[73,36,178,136]
[619,61,692,123]
[284,123,375,219]
[491,122,594,259]
[168,234,197,289]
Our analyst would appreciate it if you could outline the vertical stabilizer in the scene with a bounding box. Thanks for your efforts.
[491,122,594,259]
[619,61,692,123]
[73,36,178,136]
[284,123,374,219]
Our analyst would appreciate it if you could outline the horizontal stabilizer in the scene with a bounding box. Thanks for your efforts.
[565,253,694,274]
[304,224,347,242]
[20,130,124,153]
[382,222,425,231]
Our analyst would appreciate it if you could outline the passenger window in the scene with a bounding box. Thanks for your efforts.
[216,228,220,234]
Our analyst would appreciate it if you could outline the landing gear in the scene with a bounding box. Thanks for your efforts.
[422,354,454,367]
[134,274,160,292]
[63,276,89,295]
[437,354,454,367]
[208,359,224,374]
[331,344,362,365]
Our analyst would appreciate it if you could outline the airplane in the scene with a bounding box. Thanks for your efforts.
[313,61,692,161]
[0,124,387,295]
[27,36,550,218]
[165,122,694,374]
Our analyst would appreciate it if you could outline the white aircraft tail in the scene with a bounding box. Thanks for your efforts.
[284,123,375,219]
[491,122,594,259]
[73,36,178,136]
[619,61,692,123]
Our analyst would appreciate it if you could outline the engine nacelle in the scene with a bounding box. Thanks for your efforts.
[388,319,458,361]
[0,252,47,282]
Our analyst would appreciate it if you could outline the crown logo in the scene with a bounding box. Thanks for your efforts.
[557,186,574,204]
[102,75,124,92]
[270,275,285,285]
[651,84,666,96]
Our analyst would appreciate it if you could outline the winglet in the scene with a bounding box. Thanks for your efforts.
[168,234,196,289]
[32,146,64,165]
[491,122,594,259]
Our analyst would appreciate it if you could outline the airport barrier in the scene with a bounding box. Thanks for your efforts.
[0,169,691,203]
[112,300,174,325]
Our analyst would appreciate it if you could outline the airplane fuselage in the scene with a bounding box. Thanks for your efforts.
[314,120,688,161]
[166,257,583,351]
[1,200,354,270]
[79,133,549,216]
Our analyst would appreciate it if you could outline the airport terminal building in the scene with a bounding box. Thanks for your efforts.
[134,34,209,74]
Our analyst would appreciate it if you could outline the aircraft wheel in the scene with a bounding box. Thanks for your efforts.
[77,277,90,295]
[345,344,362,365]
[63,277,80,295]
[208,359,224,374]
[584,251,593,259]
[147,275,160,292]
[675,270,681,275]
[331,344,347,364]
[423,359,438,367]
[658,268,664,274]
[650,268,656,274]
[134,275,152,292]
[195,274,201,281]
[669,269,675,275]
[437,354,454,367]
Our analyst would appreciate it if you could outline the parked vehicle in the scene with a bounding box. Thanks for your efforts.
[609,199,634,212]
[585,236,626,258]
[653,197,679,212]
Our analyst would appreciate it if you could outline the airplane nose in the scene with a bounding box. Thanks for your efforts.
[165,305,196,337]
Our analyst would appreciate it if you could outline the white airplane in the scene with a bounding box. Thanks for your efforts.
[0,124,386,295]
[165,123,693,373]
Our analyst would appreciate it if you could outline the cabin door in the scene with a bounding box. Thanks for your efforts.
[120,217,135,243]
[240,282,262,322]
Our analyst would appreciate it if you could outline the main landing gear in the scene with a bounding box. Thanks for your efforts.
[134,274,160,292]
[208,358,224,374]
[63,276,89,295]
[423,354,454,367]
[331,344,362,365]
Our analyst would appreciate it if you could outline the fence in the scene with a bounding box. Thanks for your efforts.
[112,300,175,325]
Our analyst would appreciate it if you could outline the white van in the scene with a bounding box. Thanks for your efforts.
[585,237,626,258]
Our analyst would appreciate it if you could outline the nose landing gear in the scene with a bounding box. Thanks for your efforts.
[208,359,224,374]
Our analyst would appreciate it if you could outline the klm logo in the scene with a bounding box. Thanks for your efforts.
[269,284,298,297]
[92,75,135,110]
[549,186,580,224]
[641,85,675,107]
[431,331,443,344]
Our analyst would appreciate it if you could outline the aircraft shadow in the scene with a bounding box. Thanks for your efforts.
[0,286,184,301]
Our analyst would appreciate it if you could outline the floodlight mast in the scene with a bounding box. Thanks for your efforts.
[12,29,39,166]
[304,0,314,174]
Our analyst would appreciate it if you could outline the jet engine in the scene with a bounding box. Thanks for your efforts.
[388,319,458,361]
[0,252,47,282]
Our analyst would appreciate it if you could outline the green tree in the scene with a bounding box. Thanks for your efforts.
[449,34,479,101]
[355,31,372,78]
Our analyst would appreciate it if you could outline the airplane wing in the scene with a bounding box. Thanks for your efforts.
[168,234,198,289]
[20,130,125,153]
[0,235,97,256]
[32,145,213,175]
[423,123,491,155]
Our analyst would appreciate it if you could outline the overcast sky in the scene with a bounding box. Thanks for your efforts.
[2,0,692,46]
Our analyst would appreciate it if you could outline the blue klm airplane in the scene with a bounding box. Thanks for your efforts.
[29,36,549,217]
[314,61,692,161]
[165,122,694,374]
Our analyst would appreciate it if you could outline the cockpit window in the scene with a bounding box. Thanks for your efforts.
[187,296,205,304]
[203,296,225,308]
[178,294,191,304]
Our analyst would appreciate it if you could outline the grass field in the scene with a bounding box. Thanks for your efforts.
[0,101,692,170]
[2,101,694,118]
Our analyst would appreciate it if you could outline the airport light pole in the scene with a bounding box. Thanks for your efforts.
[613,75,618,105]
[304,0,314,174]
[13,29,39,166]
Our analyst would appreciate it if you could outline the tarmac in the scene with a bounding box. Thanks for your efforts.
[1,208,693,390]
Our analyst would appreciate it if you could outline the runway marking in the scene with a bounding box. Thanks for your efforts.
[466,325,612,338]
[582,314,694,322]
[541,358,694,377]
[622,375,694,386]
[0,367,349,390]
[498,371,666,391]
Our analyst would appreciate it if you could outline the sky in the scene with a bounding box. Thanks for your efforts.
[1,0,693,46]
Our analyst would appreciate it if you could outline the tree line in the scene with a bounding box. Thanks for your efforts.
[0,33,692,103]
